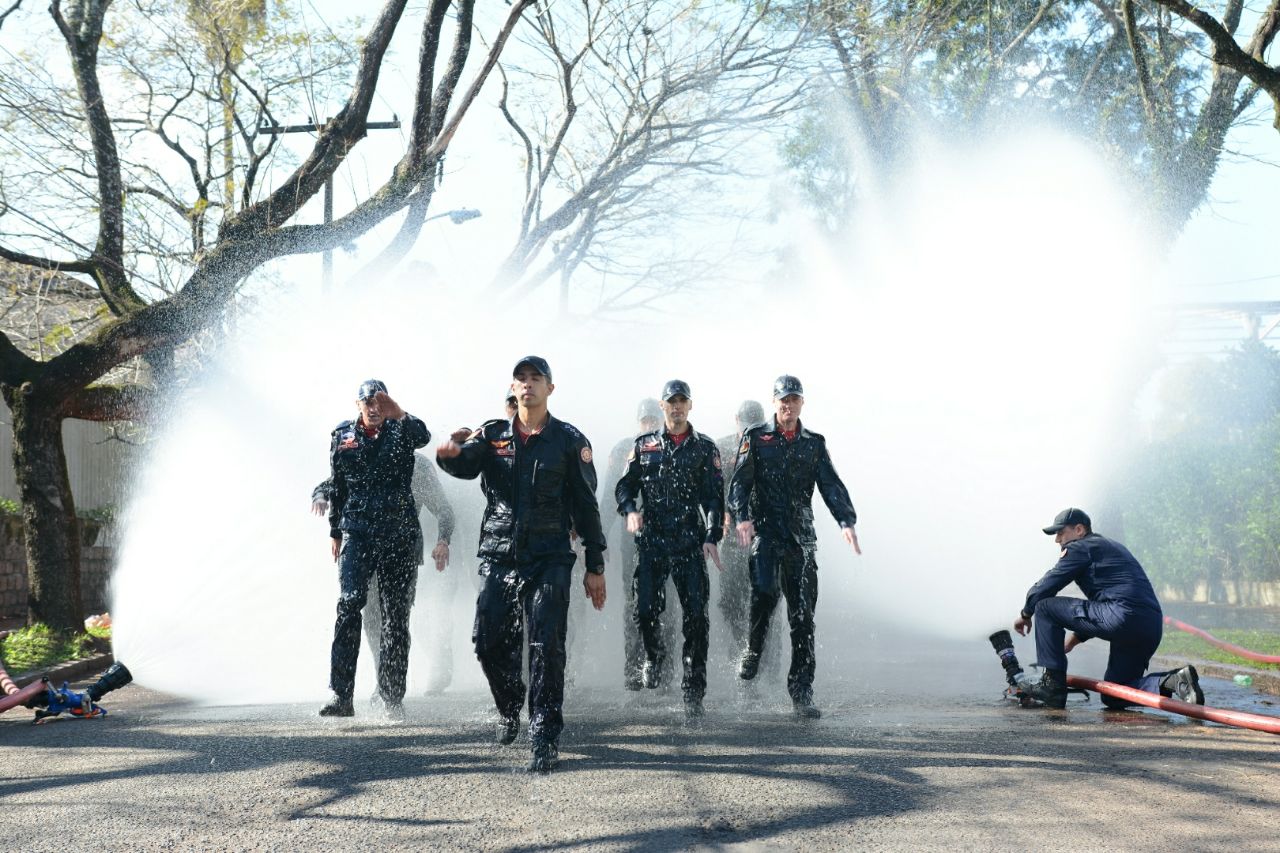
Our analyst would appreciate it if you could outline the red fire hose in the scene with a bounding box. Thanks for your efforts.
[1163,617,1280,664]
[0,652,45,715]
[1066,674,1280,734]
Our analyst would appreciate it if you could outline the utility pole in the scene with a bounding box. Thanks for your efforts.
[261,117,402,291]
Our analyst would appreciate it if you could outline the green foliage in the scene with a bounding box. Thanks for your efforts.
[0,624,98,673]
[78,505,116,524]
[0,498,20,516]
[1122,341,1280,595]
[1157,628,1280,672]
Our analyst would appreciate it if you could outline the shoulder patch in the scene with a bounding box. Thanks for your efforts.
[580,446,593,463]
[559,420,584,439]
[332,419,355,435]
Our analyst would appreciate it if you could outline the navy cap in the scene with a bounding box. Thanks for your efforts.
[661,379,692,401]
[504,387,518,404]
[773,375,804,400]
[1043,507,1091,535]
[736,400,765,425]
[356,379,387,401]
[636,398,662,422]
[513,355,552,382]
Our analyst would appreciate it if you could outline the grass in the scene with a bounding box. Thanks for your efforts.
[1157,628,1280,672]
[0,624,104,673]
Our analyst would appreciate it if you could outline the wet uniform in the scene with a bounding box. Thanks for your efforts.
[314,455,456,676]
[326,413,431,705]
[603,434,679,686]
[615,427,723,700]
[1023,533,1171,709]
[438,414,605,746]
[728,418,856,704]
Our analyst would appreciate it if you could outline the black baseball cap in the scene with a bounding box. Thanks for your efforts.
[736,400,765,425]
[773,375,804,400]
[636,398,662,422]
[1043,507,1091,535]
[513,355,552,382]
[661,379,692,401]
[356,379,387,401]
[504,387,518,404]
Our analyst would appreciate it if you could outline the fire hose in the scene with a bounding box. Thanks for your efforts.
[0,635,133,721]
[990,630,1280,735]
[1163,616,1280,665]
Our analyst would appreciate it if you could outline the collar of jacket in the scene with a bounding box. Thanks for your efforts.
[767,417,810,440]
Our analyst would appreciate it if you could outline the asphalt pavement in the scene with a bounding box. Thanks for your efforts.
[1,632,1277,851]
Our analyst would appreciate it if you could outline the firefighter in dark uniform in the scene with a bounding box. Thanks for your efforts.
[728,375,861,719]
[312,453,454,702]
[1014,507,1204,709]
[321,380,431,719]
[602,398,679,690]
[715,400,766,663]
[615,380,724,718]
[437,356,606,773]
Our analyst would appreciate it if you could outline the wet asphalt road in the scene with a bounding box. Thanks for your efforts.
[1,636,1278,852]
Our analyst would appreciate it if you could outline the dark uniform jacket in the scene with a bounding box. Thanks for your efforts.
[328,414,431,540]
[437,414,606,573]
[615,426,725,552]
[315,454,455,560]
[727,418,857,548]
[1022,533,1162,619]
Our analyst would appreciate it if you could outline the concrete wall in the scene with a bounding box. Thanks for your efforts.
[0,519,113,619]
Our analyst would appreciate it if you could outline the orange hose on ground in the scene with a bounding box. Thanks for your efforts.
[1163,617,1280,664]
[1067,674,1280,735]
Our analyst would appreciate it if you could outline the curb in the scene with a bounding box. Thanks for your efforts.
[1152,655,1280,696]
[11,652,115,689]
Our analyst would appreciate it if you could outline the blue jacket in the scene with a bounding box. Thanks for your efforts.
[437,414,606,572]
[1022,533,1162,618]
[615,425,724,551]
[327,414,431,540]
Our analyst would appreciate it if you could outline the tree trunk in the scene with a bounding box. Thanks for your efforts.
[3,386,83,630]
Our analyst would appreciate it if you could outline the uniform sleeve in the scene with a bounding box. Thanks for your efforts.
[718,437,739,504]
[327,434,346,540]
[312,478,333,504]
[701,441,725,545]
[413,455,455,543]
[815,440,857,528]
[568,436,606,573]
[437,428,489,480]
[727,433,755,524]
[1023,542,1091,617]
[614,442,642,517]
[398,413,431,449]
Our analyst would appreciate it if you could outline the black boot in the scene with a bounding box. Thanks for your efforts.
[497,713,520,745]
[792,693,822,719]
[1022,669,1067,709]
[527,739,559,773]
[319,694,354,717]
[738,650,760,681]
[623,667,643,692]
[1161,666,1204,705]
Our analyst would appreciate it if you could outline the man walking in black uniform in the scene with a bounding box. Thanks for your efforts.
[312,452,454,703]
[616,380,724,718]
[437,356,606,772]
[1014,507,1203,710]
[321,380,431,719]
[729,375,861,718]
[602,398,679,690]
